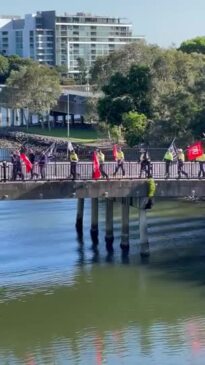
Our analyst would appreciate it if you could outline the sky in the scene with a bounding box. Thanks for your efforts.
[1,0,205,47]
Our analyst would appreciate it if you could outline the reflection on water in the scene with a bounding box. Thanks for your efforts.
[0,199,205,364]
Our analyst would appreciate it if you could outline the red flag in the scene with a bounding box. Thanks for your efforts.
[187,141,203,161]
[113,144,117,161]
[92,151,101,180]
[20,153,32,173]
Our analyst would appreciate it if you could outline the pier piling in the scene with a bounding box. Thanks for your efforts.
[120,197,130,251]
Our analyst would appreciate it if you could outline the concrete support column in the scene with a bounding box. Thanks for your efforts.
[139,198,150,257]
[120,197,130,251]
[105,198,114,247]
[90,198,99,242]
[75,198,84,234]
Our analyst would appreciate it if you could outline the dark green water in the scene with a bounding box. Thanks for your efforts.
[0,199,205,365]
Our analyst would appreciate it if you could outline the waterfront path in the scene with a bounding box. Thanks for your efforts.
[0,161,203,181]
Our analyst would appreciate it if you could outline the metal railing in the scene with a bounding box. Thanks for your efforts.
[0,161,202,182]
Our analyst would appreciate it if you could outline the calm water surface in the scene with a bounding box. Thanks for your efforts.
[0,199,205,365]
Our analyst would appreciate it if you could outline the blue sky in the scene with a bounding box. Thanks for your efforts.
[1,0,205,47]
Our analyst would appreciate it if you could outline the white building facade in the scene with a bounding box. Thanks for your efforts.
[0,11,144,76]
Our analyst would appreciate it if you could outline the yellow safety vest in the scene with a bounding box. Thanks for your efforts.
[98,152,105,163]
[164,151,173,161]
[117,151,124,160]
[178,152,185,162]
[70,153,78,162]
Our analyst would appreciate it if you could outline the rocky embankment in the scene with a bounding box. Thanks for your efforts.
[0,129,93,160]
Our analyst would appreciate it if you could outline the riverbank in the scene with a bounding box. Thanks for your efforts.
[0,128,115,161]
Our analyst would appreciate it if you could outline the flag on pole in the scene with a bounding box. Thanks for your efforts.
[44,142,56,159]
[113,144,118,161]
[67,141,74,152]
[187,141,203,161]
[92,151,101,180]
[165,138,178,161]
[20,153,32,173]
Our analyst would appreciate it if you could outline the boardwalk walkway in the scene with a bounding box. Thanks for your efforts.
[0,161,202,182]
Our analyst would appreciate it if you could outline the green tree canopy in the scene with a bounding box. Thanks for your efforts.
[0,55,9,83]
[0,64,61,124]
[122,111,148,147]
[97,64,152,127]
[179,37,205,54]
[94,41,205,145]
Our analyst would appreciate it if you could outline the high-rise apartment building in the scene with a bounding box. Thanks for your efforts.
[0,11,144,76]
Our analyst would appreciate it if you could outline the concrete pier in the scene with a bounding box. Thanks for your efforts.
[120,197,130,251]
[105,198,114,248]
[90,198,99,243]
[75,198,84,234]
[139,198,150,257]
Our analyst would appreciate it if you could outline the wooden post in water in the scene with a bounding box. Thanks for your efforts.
[139,198,150,257]
[75,198,84,235]
[120,197,130,251]
[90,198,99,243]
[105,198,114,248]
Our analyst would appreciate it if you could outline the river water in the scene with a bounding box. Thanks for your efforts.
[0,199,205,365]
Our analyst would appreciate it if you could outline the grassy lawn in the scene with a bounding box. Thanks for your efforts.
[19,126,99,144]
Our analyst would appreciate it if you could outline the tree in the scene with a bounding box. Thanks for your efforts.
[128,64,152,116]
[0,64,61,128]
[85,97,99,122]
[93,41,205,145]
[76,57,87,85]
[97,65,152,127]
[98,95,134,126]
[102,72,127,97]
[0,55,9,83]
[179,37,205,54]
[122,112,148,147]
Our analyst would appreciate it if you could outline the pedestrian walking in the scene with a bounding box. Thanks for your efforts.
[196,153,205,178]
[11,151,24,181]
[164,149,173,178]
[70,149,79,180]
[177,149,188,179]
[97,149,109,179]
[113,146,125,177]
[139,150,151,178]
[38,151,46,180]
[28,149,38,179]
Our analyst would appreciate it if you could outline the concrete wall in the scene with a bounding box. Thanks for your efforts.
[0,180,204,200]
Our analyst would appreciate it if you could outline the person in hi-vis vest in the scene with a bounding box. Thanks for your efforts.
[164,149,173,179]
[97,149,109,179]
[113,147,125,177]
[177,149,188,179]
[196,153,205,178]
[70,149,79,180]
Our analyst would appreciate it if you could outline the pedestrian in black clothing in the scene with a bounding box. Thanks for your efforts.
[11,152,24,181]
[39,152,46,179]
[28,149,38,179]
[139,150,151,178]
